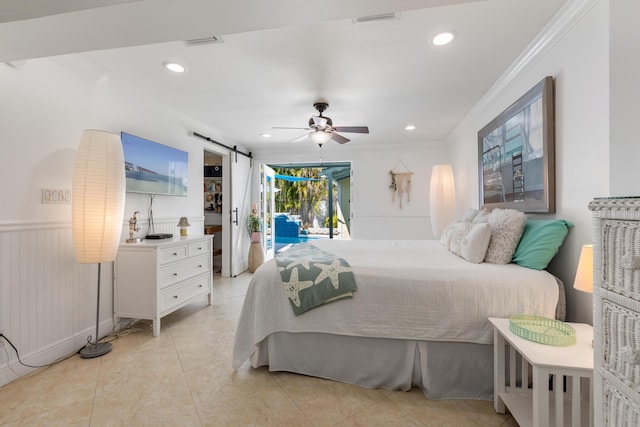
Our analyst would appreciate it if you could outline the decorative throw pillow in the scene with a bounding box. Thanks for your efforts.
[472,209,491,224]
[440,222,457,250]
[512,219,573,270]
[450,222,492,263]
[484,208,527,264]
[460,208,479,223]
[448,222,466,255]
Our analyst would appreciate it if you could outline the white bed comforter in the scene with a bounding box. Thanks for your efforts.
[232,239,559,369]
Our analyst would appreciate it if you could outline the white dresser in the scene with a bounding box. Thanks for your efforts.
[115,235,213,336]
[589,198,640,425]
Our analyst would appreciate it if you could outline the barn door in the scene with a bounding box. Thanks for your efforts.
[229,153,252,276]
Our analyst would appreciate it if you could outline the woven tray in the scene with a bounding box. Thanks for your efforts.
[509,315,576,346]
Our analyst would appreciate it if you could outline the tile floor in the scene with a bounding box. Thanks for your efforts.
[0,273,518,426]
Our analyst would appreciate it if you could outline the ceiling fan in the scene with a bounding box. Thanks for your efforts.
[273,101,369,146]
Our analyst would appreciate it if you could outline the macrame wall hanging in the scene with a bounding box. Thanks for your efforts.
[389,160,413,208]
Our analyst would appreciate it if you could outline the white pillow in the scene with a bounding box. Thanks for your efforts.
[484,208,527,264]
[459,208,479,223]
[472,208,491,224]
[440,222,456,250]
[449,222,492,263]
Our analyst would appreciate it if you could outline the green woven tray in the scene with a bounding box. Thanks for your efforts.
[509,315,576,346]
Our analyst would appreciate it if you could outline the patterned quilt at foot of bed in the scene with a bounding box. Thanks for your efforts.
[275,243,357,315]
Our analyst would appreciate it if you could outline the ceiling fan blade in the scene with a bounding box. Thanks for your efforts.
[330,133,350,144]
[273,126,310,130]
[290,133,310,143]
[333,126,369,134]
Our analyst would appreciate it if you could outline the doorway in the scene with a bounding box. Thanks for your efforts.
[204,151,223,274]
[263,162,351,255]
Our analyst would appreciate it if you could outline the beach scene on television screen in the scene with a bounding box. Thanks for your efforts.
[122,136,188,196]
[481,95,544,206]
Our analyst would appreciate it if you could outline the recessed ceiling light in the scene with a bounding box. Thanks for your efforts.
[163,62,187,73]
[261,133,272,138]
[432,32,455,46]
[405,125,416,131]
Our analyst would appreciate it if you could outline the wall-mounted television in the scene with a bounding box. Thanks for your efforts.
[121,132,188,196]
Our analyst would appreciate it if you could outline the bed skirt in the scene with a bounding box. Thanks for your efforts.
[248,332,494,401]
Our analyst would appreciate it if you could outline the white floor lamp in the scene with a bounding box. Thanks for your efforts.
[71,130,125,358]
[429,164,456,238]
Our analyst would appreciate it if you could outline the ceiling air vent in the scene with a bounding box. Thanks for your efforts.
[354,12,400,24]
[185,35,224,46]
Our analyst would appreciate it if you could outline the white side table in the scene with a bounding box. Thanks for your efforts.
[489,318,593,427]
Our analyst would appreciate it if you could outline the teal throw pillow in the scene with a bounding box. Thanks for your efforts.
[512,219,573,270]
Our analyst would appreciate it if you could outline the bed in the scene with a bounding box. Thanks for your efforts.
[232,231,567,400]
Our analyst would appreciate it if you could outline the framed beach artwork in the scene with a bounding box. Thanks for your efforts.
[478,76,555,213]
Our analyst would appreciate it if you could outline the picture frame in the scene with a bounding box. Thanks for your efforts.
[478,76,555,213]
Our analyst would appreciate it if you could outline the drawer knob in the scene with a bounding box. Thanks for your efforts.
[173,295,178,299]
[198,284,203,288]
[198,264,203,268]
[173,252,178,256]
[622,346,640,366]
[621,254,640,271]
[173,273,178,276]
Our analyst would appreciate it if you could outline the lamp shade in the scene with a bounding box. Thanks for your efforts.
[573,244,593,293]
[72,130,125,264]
[429,164,456,237]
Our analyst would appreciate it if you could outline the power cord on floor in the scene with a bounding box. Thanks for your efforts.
[0,321,147,374]
[0,333,59,369]
[1,340,21,378]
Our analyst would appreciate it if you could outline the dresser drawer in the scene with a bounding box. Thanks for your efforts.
[602,219,640,301]
[159,254,210,288]
[604,380,640,426]
[189,239,211,257]
[160,274,210,314]
[602,300,640,393]
[159,244,188,265]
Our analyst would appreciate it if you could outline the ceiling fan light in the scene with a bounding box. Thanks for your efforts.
[309,131,331,145]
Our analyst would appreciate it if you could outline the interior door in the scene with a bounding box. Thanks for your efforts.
[229,153,252,276]
[261,164,276,261]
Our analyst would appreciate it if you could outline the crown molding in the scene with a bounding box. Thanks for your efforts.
[449,0,600,139]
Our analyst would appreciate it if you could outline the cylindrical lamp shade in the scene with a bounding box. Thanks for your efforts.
[429,164,456,237]
[72,130,126,264]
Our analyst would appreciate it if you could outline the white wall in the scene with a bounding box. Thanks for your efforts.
[0,56,229,385]
[447,0,609,323]
[0,58,225,226]
[251,140,450,240]
[609,0,640,196]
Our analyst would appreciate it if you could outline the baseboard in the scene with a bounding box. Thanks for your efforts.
[0,318,114,387]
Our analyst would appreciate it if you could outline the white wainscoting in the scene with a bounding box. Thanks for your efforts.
[0,216,204,386]
[0,221,100,386]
